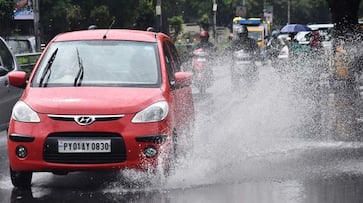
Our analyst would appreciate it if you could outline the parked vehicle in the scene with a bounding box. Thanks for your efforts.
[0,36,23,130]
[191,48,214,93]
[5,35,36,55]
[293,24,334,50]
[7,29,195,188]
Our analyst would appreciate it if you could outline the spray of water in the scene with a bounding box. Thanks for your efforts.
[167,58,318,188]
[103,52,332,192]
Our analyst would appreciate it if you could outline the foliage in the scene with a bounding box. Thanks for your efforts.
[168,15,184,40]
[199,14,210,31]
[0,0,16,35]
[89,5,111,28]
[66,4,83,31]
[16,54,41,77]
[134,0,155,30]
[0,0,362,42]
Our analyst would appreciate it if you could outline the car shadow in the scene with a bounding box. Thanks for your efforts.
[10,170,167,203]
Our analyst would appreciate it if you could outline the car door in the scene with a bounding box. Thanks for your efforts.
[162,40,194,129]
[0,37,22,130]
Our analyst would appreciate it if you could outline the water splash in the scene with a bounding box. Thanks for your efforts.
[108,54,332,191]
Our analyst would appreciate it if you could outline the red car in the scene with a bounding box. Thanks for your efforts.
[7,29,195,188]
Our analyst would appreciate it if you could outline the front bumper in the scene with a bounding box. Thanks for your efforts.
[7,113,172,172]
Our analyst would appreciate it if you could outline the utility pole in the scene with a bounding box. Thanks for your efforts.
[156,0,162,32]
[33,0,41,51]
[212,0,217,40]
[263,0,266,21]
[287,0,291,24]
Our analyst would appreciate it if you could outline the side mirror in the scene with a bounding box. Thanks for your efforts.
[174,71,192,88]
[0,66,9,77]
[8,71,27,88]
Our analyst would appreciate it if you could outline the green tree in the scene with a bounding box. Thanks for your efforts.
[39,0,140,41]
[40,0,72,41]
[1,0,361,44]
[168,15,184,40]
[199,14,210,31]
[90,5,111,29]
[66,4,84,31]
[0,0,17,36]
[134,0,155,30]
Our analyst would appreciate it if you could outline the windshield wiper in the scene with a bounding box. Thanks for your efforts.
[39,48,58,87]
[73,48,84,86]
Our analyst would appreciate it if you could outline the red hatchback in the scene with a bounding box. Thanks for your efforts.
[7,29,195,188]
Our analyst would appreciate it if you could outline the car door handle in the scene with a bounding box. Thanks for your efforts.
[4,80,9,86]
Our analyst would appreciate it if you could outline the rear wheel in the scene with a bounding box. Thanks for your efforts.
[10,167,32,188]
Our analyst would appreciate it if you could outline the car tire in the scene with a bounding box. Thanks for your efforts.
[10,167,32,188]
[199,85,206,94]
[180,123,194,157]
[163,130,178,177]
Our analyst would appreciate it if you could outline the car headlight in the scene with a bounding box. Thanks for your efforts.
[12,101,40,123]
[132,101,169,123]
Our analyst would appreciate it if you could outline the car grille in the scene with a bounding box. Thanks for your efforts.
[43,132,127,164]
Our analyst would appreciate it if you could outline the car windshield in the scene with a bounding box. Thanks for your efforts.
[32,40,160,87]
[248,31,262,41]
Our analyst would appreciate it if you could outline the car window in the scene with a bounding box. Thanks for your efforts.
[0,39,16,71]
[163,42,175,85]
[6,39,32,54]
[249,31,263,41]
[165,41,182,72]
[31,40,161,87]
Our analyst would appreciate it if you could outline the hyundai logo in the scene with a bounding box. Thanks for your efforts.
[74,116,95,126]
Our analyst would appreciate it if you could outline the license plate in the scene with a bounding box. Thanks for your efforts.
[58,139,111,153]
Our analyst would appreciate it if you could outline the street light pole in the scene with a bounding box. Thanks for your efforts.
[212,0,217,40]
[33,0,41,51]
[287,0,291,24]
[156,0,162,32]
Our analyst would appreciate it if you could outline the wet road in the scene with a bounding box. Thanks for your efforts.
[2,61,363,203]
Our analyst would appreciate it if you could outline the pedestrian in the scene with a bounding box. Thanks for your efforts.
[309,30,323,55]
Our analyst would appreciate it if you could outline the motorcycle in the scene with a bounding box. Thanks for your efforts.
[266,37,288,72]
[191,48,214,93]
[230,49,258,92]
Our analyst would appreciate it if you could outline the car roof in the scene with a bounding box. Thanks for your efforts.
[5,35,35,40]
[53,29,161,43]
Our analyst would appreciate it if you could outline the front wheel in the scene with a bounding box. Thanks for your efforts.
[10,167,32,188]
[199,85,207,94]
[230,66,240,92]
